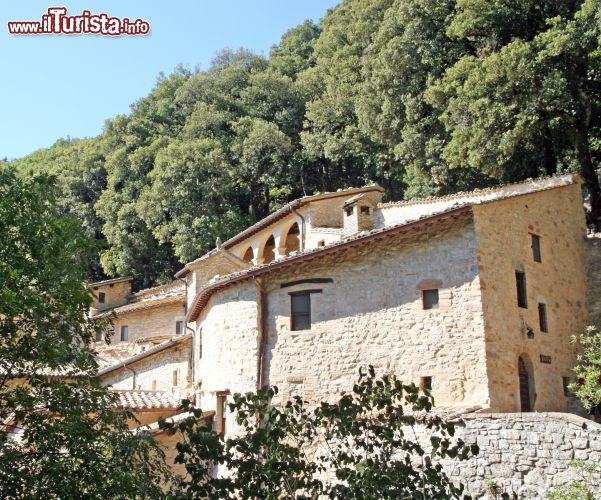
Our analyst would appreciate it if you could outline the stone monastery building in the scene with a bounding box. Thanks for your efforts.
[91,173,588,441]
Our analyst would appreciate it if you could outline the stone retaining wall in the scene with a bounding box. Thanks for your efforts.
[439,412,601,498]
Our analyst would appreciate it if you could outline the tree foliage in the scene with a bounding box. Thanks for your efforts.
[0,168,169,498]
[570,326,601,411]
[10,0,601,289]
[161,367,478,499]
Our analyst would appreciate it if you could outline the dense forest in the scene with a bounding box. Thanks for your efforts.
[5,0,601,289]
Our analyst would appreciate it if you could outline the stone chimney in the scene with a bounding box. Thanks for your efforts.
[343,194,376,237]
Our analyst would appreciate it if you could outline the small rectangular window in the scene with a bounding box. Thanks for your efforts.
[172,370,178,386]
[420,376,432,391]
[531,234,541,263]
[98,292,106,304]
[515,271,527,308]
[562,377,571,397]
[215,393,227,435]
[360,206,370,215]
[538,303,548,332]
[345,207,353,217]
[318,240,325,247]
[120,325,129,342]
[291,292,312,331]
[176,320,184,336]
[95,331,103,342]
[422,289,439,310]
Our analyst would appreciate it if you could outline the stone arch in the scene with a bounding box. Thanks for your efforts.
[241,246,254,264]
[518,353,535,412]
[261,235,276,264]
[282,222,300,256]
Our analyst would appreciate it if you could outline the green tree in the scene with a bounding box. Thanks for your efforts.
[95,70,190,287]
[231,117,294,222]
[300,0,394,193]
[12,138,108,281]
[0,167,169,497]
[427,0,601,221]
[357,0,481,198]
[162,367,477,499]
[269,20,321,80]
[139,137,247,262]
[570,326,601,412]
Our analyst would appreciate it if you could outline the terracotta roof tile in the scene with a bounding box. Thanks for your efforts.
[175,184,384,277]
[112,390,182,411]
[94,294,185,318]
[186,205,473,322]
[98,334,192,376]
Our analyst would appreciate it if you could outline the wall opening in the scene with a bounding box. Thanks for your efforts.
[262,235,276,264]
[284,223,300,255]
[242,246,254,264]
[518,354,535,412]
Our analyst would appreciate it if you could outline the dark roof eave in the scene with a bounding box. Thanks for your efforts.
[186,205,473,322]
[89,276,133,288]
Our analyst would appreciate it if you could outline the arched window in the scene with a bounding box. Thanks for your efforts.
[262,235,276,264]
[242,246,254,263]
[283,223,300,256]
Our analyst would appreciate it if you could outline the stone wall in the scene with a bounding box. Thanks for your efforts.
[90,279,132,313]
[260,216,489,409]
[473,183,587,412]
[109,303,186,344]
[195,282,260,436]
[188,252,247,309]
[102,339,191,392]
[437,412,601,499]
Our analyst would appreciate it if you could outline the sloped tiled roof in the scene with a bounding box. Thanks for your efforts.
[379,173,578,208]
[184,173,581,323]
[94,294,185,318]
[130,280,185,299]
[186,205,473,322]
[175,184,384,277]
[98,334,192,376]
[112,390,182,411]
[89,276,133,288]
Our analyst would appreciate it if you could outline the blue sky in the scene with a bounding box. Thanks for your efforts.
[0,1,339,159]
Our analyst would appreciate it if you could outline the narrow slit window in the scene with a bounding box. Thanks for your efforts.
[120,325,129,342]
[538,303,548,332]
[515,272,528,308]
[215,393,227,435]
[531,234,542,263]
[291,292,312,331]
[176,320,184,336]
[172,370,178,386]
[562,377,571,397]
[98,292,106,304]
[422,289,439,310]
